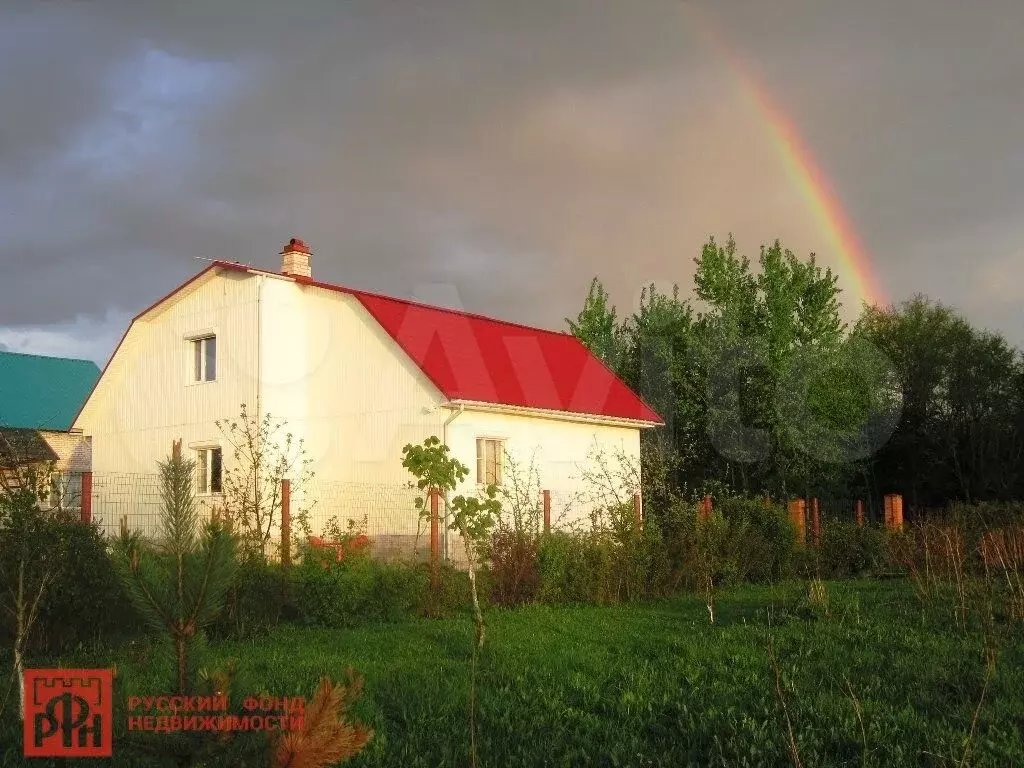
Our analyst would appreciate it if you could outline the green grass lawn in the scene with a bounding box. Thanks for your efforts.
[11,579,1024,767]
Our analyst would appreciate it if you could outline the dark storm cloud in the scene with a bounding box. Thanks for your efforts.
[1,0,1022,364]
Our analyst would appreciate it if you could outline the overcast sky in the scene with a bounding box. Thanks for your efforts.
[1,0,1022,365]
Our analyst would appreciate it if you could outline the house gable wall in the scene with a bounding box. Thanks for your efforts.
[73,269,259,474]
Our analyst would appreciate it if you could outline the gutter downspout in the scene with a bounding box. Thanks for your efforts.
[255,275,264,425]
[441,402,465,562]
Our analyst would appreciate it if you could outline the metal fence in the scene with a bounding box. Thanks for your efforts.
[55,471,892,564]
[70,471,599,566]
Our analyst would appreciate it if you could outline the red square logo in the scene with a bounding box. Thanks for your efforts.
[23,669,113,758]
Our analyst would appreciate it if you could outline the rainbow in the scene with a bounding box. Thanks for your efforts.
[687,6,887,308]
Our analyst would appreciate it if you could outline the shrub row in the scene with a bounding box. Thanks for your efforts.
[8,498,1022,651]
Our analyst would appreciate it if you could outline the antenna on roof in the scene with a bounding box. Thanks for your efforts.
[193,256,218,263]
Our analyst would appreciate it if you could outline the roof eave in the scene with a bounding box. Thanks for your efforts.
[442,399,663,429]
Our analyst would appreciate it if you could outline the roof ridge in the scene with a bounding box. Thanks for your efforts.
[214,261,574,338]
[343,285,573,338]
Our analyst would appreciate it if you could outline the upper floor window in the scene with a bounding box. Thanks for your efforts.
[476,438,504,485]
[193,336,217,382]
[196,447,222,495]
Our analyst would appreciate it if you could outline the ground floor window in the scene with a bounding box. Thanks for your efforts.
[476,438,504,485]
[196,447,223,494]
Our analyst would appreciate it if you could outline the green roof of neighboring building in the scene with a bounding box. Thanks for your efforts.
[0,350,101,431]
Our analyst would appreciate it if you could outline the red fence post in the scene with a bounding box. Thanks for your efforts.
[698,494,713,522]
[280,479,291,568]
[810,498,821,546]
[855,499,864,527]
[430,489,440,587]
[788,499,806,546]
[633,492,643,530]
[884,494,904,531]
[80,471,93,524]
[542,489,551,533]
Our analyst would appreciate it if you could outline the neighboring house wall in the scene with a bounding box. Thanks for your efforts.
[40,431,92,473]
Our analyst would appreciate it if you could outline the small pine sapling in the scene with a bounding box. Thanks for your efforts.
[113,442,237,694]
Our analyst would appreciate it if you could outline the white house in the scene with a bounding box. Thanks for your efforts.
[73,239,662,555]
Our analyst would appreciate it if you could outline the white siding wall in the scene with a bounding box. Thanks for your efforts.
[258,279,446,541]
[74,270,259,535]
[448,410,642,531]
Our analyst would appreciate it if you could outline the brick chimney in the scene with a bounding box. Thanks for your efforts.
[280,237,312,278]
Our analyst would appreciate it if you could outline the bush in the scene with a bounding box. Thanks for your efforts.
[489,529,540,606]
[716,497,797,583]
[212,556,294,639]
[292,549,428,628]
[421,562,484,618]
[536,531,619,605]
[0,514,139,655]
[816,520,886,578]
[650,497,699,592]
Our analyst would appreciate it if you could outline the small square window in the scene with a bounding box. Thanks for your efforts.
[196,447,223,494]
[475,438,504,485]
[192,336,217,382]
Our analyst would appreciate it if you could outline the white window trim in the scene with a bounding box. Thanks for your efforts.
[185,328,220,385]
[475,436,506,486]
[193,445,224,496]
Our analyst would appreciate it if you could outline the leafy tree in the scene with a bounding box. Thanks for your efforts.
[401,436,499,648]
[854,296,1024,507]
[216,403,315,561]
[619,282,701,504]
[113,443,236,694]
[693,236,851,501]
[402,436,500,768]
[570,235,891,509]
[567,278,627,372]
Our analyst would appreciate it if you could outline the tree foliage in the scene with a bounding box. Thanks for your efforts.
[854,296,1024,507]
[569,236,1022,517]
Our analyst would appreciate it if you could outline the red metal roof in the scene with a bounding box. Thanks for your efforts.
[290,273,663,424]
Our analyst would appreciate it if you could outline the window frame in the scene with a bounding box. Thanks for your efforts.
[194,446,223,496]
[475,437,505,486]
[186,330,218,384]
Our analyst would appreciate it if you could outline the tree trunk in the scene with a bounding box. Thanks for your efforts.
[175,634,188,695]
[461,530,485,649]
[14,645,24,722]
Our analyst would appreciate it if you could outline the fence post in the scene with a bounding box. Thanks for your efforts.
[698,494,712,522]
[542,489,551,533]
[810,497,821,546]
[80,471,93,524]
[855,499,864,527]
[430,489,440,587]
[633,492,643,530]
[883,494,904,531]
[280,479,291,568]
[788,499,806,546]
